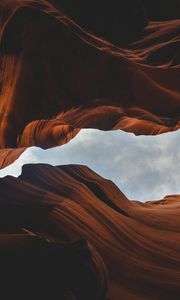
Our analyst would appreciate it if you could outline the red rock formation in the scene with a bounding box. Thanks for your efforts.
[0,234,107,299]
[0,0,179,167]
[0,2,179,298]
[0,165,108,300]
[0,147,26,169]
[54,0,149,46]
[0,163,180,299]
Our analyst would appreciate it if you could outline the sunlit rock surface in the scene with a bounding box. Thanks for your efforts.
[0,164,179,299]
[0,0,179,167]
[0,2,179,299]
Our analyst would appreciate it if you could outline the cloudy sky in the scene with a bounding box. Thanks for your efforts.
[0,129,179,202]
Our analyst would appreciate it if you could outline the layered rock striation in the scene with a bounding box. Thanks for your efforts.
[0,0,179,167]
[0,163,179,299]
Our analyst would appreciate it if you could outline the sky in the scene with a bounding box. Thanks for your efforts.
[0,129,179,202]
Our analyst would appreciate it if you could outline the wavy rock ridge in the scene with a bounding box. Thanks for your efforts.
[0,163,179,299]
[0,0,179,167]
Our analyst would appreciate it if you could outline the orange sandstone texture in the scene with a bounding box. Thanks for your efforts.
[0,147,26,169]
[0,0,179,167]
[0,164,179,299]
[0,2,180,299]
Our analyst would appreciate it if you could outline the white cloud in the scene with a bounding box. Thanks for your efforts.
[0,129,179,202]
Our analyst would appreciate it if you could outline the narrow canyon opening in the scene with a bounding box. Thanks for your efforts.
[0,129,179,202]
